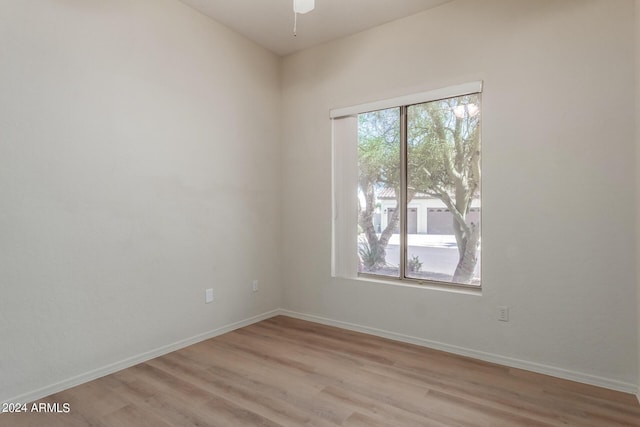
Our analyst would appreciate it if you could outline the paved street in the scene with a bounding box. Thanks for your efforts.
[364,234,481,280]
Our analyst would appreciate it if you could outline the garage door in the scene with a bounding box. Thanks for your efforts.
[427,208,480,235]
[386,208,417,234]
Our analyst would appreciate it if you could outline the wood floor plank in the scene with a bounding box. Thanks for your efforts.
[146,350,324,425]
[2,315,639,427]
[319,385,452,427]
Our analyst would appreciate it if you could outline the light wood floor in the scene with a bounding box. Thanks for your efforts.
[2,316,639,426]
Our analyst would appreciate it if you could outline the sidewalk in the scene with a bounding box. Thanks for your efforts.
[385,234,458,248]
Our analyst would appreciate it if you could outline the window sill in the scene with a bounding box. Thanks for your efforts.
[353,274,483,296]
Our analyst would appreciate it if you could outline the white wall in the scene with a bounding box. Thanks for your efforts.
[282,0,638,390]
[0,0,281,402]
[636,0,640,401]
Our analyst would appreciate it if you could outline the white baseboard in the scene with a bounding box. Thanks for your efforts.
[2,309,281,405]
[279,309,638,395]
[4,308,638,405]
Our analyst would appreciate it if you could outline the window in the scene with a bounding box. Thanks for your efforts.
[332,82,481,288]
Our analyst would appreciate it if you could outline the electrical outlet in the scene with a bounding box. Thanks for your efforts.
[252,280,259,292]
[205,288,214,304]
[498,306,509,322]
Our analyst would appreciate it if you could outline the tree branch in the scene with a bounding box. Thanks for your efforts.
[421,167,470,236]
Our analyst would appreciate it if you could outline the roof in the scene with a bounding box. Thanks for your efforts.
[377,188,434,199]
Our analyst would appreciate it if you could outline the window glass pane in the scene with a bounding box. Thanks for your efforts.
[357,108,400,278]
[406,95,481,285]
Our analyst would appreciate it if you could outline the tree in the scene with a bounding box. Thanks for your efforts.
[408,95,481,283]
[357,95,481,283]
[357,108,400,271]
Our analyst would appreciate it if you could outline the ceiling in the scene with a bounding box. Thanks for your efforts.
[178,0,452,56]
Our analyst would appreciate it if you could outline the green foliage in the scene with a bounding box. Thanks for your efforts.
[407,94,481,199]
[358,238,385,270]
[358,108,401,192]
[407,255,422,273]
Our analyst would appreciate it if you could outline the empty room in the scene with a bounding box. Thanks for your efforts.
[1,0,640,425]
